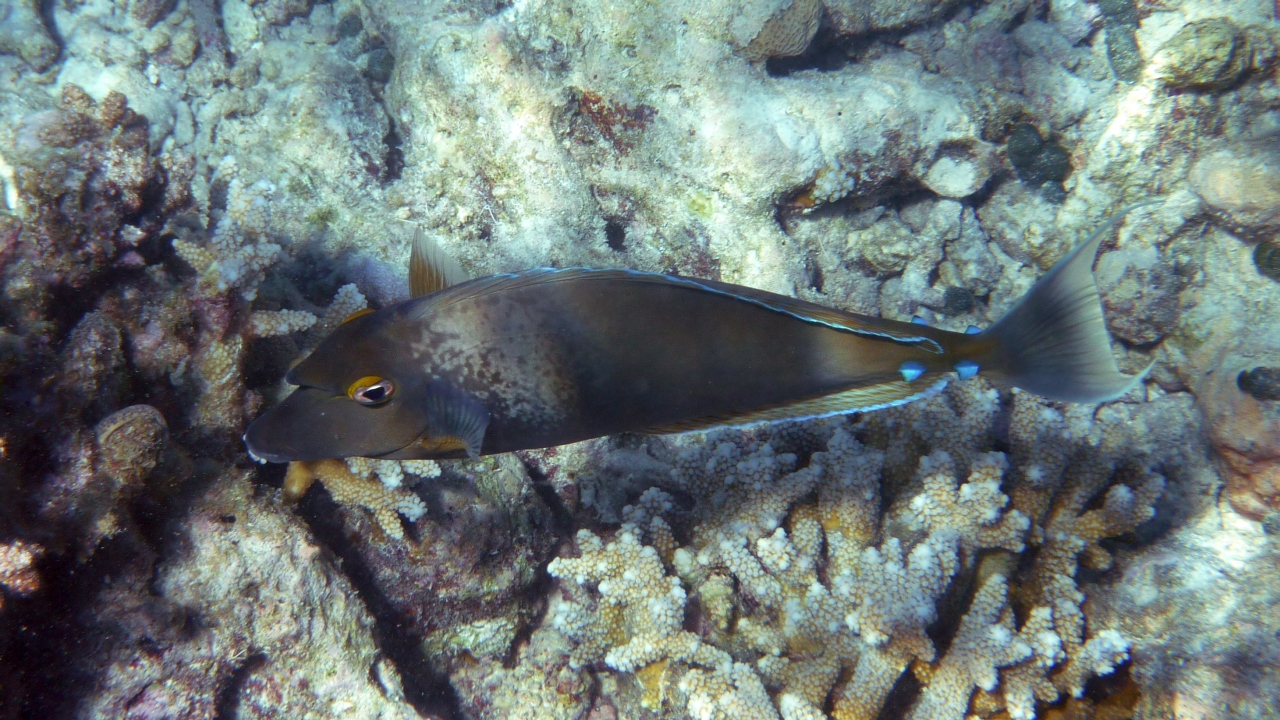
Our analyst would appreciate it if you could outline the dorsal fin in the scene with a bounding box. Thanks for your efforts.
[409,228,470,297]
[405,267,942,351]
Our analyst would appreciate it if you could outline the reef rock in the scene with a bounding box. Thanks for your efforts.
[1196,335,1280,521]
[0,0,58,70]
[1095,244,1179,345]
[1154,18,1275,92]
[824,0,961,37]
[78,470,421,719]
[1190,143,1280,241]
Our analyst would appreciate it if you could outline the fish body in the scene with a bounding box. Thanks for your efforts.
[244,213,1150,463]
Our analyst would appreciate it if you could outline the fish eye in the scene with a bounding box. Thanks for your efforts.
[348,376,395,406]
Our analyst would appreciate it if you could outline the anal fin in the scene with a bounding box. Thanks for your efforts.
[643,377,949,435]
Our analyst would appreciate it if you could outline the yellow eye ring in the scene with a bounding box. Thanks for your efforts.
[348,376,395,406]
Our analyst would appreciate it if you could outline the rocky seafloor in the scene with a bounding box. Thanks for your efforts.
[1,0,1279,718]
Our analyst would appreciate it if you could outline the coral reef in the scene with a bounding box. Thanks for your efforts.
[285,452,561,684]
[1,0,1278,716]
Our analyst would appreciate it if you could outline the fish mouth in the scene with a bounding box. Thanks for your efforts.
[243,385,428,463]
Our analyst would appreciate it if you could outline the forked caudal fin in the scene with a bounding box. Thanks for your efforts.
[975,202,1159,403]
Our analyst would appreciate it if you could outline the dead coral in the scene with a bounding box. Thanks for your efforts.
[57,311,128,422]
[4,85,186,321]
[564,88,658,156]
[94,404,168,489]
[285,454,560,673]
[69,469,420,719]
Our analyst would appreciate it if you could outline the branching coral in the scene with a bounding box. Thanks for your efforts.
[169,175,372,435]
[548,379,1164,720]
[907,575,1031,720]
[283,459,428,540]
[173,178,280,302]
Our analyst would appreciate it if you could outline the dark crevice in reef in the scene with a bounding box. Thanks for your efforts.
[604,219,627,252]
[519,456,575,539]
[213,651,268,720]
[2,455,211,719]
[874,665,922,720]
[381,125,405,184]
[2,532,151,718]
[36,0,65,57]
[294,484,462,720]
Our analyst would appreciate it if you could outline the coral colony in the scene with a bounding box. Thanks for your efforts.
[1,0,1279,719]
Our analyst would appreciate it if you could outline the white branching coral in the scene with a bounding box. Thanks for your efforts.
[810,160,857,205]
[905,451,1030,559]
[547,379,1163,720]
[829,534,960,720]
[547,527,729,673]
[345,456,442,490]
[681,662,780,720]
[858,377,1001,484]
[1009,462,1164,705]
[907,575,1031,720]
[283,460,427,540]
[247,309,317,338]
[193,282,371,433]
[836,536,956,649]
[173,178,281,301]
[314,283,370,336]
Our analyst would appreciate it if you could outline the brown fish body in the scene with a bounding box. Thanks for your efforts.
[244,210,1148,464]
[395,270,969,455]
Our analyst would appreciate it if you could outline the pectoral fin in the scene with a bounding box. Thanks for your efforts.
[425,379,489,459]
[410,227,470,297]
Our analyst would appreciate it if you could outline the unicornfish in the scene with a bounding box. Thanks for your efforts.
[244,212,1150,463]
